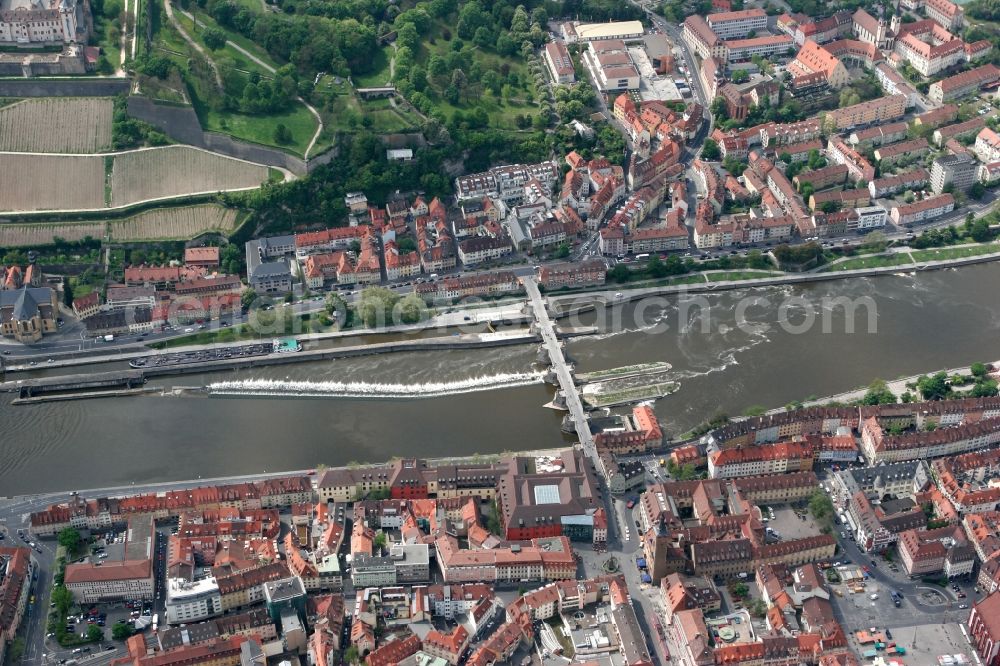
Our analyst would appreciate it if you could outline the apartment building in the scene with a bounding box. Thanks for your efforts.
[794,164,849,191]
[929,64,1000,103]
[0,547,32,665]
[457,234,513,266]
[934,116,989,147]
[874,63,920,107]
[824,95,906,131]
[860,414,1000,463]
[454,161,559,204]
[890,194,956,226]
[706,8,767,39]
[165,577,223,625]
[683,15,728,60]
[725,34,794,61]
[976,127,1000,163]
[897,526,975,577]
[854,205,888,230]
[544,41,575,84]
[874,138,930,166]
[707,441,815,478]
[931,153,978,193]
[626,224,690,252]
[538,259,606,290]
[868,169,930,198]
[849,122,909,148]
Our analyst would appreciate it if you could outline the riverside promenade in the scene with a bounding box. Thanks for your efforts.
[549,242,1000,307]
[765,358,1000,414]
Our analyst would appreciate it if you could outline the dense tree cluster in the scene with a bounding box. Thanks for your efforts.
[111,95,170,149]
[773,242,824,269]
[232,133,452,235]
[204,0,378,76]
[967,0,1000,21]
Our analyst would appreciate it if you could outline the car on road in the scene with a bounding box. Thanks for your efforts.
[959,604,968,609]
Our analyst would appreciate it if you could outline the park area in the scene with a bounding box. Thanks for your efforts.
[109,146,269,207]
[0,98,112,153]
[0,154,106,212]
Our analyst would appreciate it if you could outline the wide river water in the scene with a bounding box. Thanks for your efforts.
[3,263,1000,495]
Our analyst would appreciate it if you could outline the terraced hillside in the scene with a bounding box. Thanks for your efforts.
[110,146,269,207]
[0,98,113,153]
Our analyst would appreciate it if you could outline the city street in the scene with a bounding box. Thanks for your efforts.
[826,525,975,632]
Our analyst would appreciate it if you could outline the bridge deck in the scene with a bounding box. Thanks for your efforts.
[523,277,594,450]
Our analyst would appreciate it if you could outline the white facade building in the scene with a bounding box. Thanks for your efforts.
[165,577,222,625]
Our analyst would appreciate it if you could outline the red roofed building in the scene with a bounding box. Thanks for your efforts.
[930,64,1000,104]
[72,290,101,319]
[365,634,421,666]
[303,252,345,289]
[0,547,31,664]
[789,40,850,88]
[708,441,815,478]
[424,625,470,664]
[969,591,1000,666]
[295,226,366,254]
[926,0,964,31]
[184,246,220,268]
[111,634,259,666]
[125,265,205,289]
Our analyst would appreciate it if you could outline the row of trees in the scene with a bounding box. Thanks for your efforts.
[863,363,999,407]
[607,251,772,284]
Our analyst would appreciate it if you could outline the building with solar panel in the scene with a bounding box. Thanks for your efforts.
[496,448,605,542]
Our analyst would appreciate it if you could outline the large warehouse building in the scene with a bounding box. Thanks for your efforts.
[562,20,645,43]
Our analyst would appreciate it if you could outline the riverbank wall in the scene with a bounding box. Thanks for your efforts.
[551,247,1000,306]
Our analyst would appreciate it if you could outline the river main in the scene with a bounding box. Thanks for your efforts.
[3,263,1000,495]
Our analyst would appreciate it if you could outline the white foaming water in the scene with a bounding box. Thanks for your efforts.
[208,371,546,399]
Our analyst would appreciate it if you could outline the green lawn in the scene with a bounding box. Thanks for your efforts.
[352,49,393,88]
[823,254,914,271]
[95,19,122,73]
[201,103,316,156]
[910,243,1000,262]
[360,97,421,133]
[707,271,779,282]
